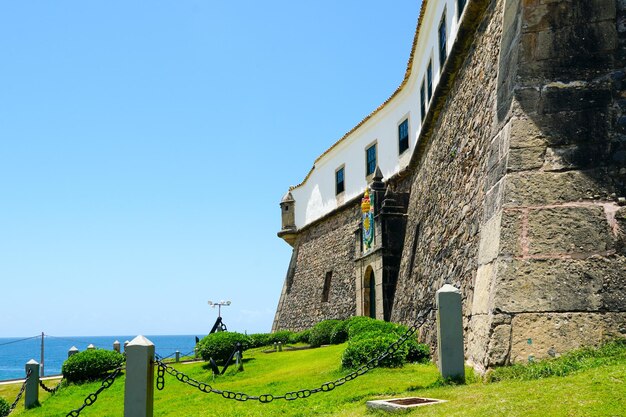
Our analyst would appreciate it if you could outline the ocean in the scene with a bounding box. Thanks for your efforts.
[0,334,200,381]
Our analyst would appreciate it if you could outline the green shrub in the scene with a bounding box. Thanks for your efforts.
[406,339,431,363]
[268,330,294,345]
[197,332,248,363]
[62,349,125,383]
[247,333,271,348]
[309,320,340,347]
[0,397,10,417]
[341,331,409,369]
[329,320,348,344]
[289,329,311,344]
[345,316,397,340]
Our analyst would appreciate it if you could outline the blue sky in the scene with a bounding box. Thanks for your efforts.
[0,1,421,337]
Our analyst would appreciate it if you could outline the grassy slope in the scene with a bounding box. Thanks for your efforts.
[2,343,625,417]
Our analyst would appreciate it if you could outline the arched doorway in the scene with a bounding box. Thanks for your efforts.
[363,266,376,319]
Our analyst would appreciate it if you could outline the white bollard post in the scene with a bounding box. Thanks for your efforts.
[68,346,79,358]
[24,360,40,409]
[436,284,465,382]
[124,335,155,417]
[113,340,121,353]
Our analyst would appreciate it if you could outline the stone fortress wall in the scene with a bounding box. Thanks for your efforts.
[273,0,626,371]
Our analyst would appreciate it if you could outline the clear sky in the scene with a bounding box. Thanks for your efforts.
[0,1,421,337]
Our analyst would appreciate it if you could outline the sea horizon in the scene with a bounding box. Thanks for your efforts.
[0,334,203,381]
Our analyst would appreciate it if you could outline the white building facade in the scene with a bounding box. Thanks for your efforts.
[287,0,469,230]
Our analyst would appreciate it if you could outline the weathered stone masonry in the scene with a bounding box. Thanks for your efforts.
[274,0,626,370]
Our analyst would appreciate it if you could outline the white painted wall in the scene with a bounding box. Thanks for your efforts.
[290,0,466,229]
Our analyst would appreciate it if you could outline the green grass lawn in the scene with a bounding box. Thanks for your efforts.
[2,342,625,417]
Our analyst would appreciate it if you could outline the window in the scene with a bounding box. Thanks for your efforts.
[335,167,345,195]
[420,81,426,123]
[427,60,433,100]
[322,271,332,302]
[398,119,409,154]
[366,144,377,176]
[458,0,466,17]
[439,13,447,70]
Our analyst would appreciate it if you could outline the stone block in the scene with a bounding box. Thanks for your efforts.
[540,86,612,114]
[472,263,495,315]
[508,146,545,172]
[504,170,615,206]
[478,212,501,265]
[509,116,546,149]
[529,110,610,149]
[517,54,616,82]
[465,315,492,370]
[486,159,508,191]
[530,21,617,62]
[510,312,626,362]
[600,254,626,311]
[523,0,616,33]
[487,323,512,366]
[527,206,613,255]
[484,180,504,221]
[500,209,523,257]
[543,146,582,171]
[493,258,604,313]
[513,86,541,115]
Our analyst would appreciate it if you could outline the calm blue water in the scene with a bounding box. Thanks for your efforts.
[0,334,200,380]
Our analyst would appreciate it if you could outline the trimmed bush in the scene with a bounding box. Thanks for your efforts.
[197,332,248,363]
[329,320,348,344]
[406,339,431,363]
[0,397,10,417]
[268,330,294,345]
[289,329,311,344]
[346,316,397,340]
[309,320,340,347]
[247,333,271,348]
[62,349,125,383]
[341,331,409,369]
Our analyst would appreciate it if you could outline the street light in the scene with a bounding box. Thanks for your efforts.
[208,300,231,317]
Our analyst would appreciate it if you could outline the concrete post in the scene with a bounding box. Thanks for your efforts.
[235,351,243,371]
[124,340,130,352]
[124,335,155,417]
[87,344,95,350]
[68,346,79,358]
[24,359,39,409]
[175,351,180,363]
[436,284,465,382]
[278,341,283,352]
[113,340,121,353]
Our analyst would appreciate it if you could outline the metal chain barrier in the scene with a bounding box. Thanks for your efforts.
[155,308,432,403]
[7,369,32,415]
[65,367,123,417]
[39,378,64,394]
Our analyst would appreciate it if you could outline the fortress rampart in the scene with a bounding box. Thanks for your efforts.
[273,0,626,370]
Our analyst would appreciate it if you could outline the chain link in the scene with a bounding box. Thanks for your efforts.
[7,368,32,415]
[155,308,432,403]
[65,367,123,417]
[39,378,63,394]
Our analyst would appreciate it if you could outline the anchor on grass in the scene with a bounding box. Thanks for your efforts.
[208,342,244,375]
[209,316,228,334]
